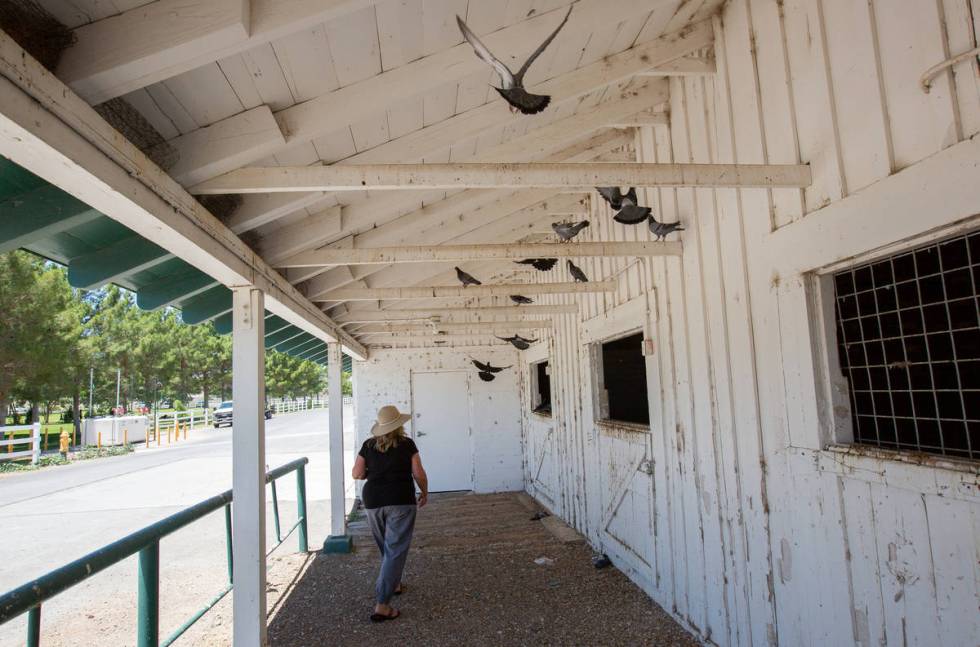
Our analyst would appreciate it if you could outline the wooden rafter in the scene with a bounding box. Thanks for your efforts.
[280,241,682,267]
[318,281,616,302]
[193,162,813,194]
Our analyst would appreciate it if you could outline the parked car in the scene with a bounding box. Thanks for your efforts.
[212,401,273,428]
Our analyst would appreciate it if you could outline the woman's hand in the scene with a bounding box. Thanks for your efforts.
[417,492,428,508]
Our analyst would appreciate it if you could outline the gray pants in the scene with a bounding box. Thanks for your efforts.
[365,504,417,605]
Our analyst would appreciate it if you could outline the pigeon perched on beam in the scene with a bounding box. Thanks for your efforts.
[567,259,588,283]
[596,187,652,225]
[456,7,573,115]
[552,220,590,242]
[510,295,535,305]
[455,266,482,286]
[647,214,685,241]
[496,334,538,350]
[515,258,558,272]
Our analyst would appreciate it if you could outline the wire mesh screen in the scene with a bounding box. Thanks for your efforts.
[833,231,980,460]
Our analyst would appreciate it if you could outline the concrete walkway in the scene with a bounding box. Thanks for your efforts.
[265,492,697,646]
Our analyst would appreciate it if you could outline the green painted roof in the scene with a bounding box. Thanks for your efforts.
[1,157,351,370]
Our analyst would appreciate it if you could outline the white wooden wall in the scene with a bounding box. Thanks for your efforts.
[516,1,980,645]
[355,346,524,493]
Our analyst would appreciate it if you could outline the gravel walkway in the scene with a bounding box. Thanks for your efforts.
[267,492,698,646]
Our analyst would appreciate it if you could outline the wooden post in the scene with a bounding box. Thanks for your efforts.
[31,423,41,465]
[323,342,351,553]
[231,286,267,647]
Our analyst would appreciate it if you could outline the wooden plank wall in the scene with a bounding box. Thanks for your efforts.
[518,1,980,645]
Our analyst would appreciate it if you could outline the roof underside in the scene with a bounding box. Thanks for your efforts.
[2,0,720,353]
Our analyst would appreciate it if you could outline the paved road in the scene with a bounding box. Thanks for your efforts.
[0,408,356,647]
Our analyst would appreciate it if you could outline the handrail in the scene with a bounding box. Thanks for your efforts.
[0,457,309,646]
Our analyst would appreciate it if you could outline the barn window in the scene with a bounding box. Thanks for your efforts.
[531,360,552,416]
[595,332,649,426]
[832,231,979,460]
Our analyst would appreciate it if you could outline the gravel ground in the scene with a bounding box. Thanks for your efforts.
[265,492,698,647]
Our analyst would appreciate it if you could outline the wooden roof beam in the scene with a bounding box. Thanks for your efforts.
[334,304,577,324]
[356,320,552,334]
[194,162,813,193]
[282,241,681,268]
[57,0,381,104]
[319,281,615,302]
[637,54,716,77]
[606,109,670,128]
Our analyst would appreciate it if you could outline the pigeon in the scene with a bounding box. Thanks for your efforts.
[496,334,538,350]
[591,554,612,569]
[455,266,482,286]
[552,220,590,242]
[647,214,685,241]
[478,371,496,382]
[456,7,573,115]
[510,294,535,305]
[567,259,588,282]
[596,187,652,225]
[471,359,512,373]
[515,258,558,272]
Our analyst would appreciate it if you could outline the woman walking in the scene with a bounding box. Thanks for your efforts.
[351,404,429,622]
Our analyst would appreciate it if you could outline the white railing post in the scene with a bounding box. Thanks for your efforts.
[190,409,195,430]
[31,422,41,465]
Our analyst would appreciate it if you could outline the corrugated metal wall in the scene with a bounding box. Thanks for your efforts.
[519,1,980,645]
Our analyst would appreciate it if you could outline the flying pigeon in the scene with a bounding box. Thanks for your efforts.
[510,295,535,305]
[567,259,588,283]
[647,214,685,241]
[552,220,590,242]
[478,371,496,382]
[471,359,511,373]
[515,258,558,272]
[455,266,482,287]
[456,7,573,115]
[496,334,538,350]
[596,187,652,225]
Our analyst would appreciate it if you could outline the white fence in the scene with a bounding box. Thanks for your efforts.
[268,396,351,415]
[0,423,42,464]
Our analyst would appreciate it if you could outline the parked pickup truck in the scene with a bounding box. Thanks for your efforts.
[213,401,273,428]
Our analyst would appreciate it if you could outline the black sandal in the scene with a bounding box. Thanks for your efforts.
[370,609,400,623]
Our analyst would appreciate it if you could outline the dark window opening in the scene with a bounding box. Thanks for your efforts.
[833,230,979,461]
[532,360,552,416]
[600,332,649,426]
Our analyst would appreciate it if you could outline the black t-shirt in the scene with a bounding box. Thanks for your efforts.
[358,437,419,509]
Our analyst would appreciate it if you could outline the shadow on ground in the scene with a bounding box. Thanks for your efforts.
[267,492,697,646]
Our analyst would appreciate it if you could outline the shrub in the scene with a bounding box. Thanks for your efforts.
[172,399,185,411]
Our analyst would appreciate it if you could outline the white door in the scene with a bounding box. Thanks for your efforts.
[410,371,473,492]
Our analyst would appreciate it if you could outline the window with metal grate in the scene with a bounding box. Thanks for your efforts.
[531,359,552,416]
[833,230,979,460]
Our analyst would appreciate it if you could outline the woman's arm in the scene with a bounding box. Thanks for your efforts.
[351,455,367,480]
[411,453,428,508]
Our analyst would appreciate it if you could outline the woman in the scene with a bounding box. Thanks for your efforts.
[351,404,429,623]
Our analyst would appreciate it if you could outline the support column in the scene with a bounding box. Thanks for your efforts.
[323,342,352,553]
[231,287,267,647]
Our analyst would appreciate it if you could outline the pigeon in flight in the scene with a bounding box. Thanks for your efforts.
[552,220,590,242]
[456,6,573,115]
[455,266,482,287]
[510,295,535,305]
[496,334,538,350]
[567,259,588,283]
[472,359,511,373]
[515,258,558,272]
[647,214,685,241]
[596,187,652,225]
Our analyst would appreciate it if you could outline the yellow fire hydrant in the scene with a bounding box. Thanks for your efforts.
[59,430,71,457]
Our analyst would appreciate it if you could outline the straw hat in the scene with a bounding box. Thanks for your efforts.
[371,404,412,437]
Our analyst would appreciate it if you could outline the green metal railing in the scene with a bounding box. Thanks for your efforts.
[0,457,309,647]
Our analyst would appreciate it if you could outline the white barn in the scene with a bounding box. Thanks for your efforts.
[0,0,977,645]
